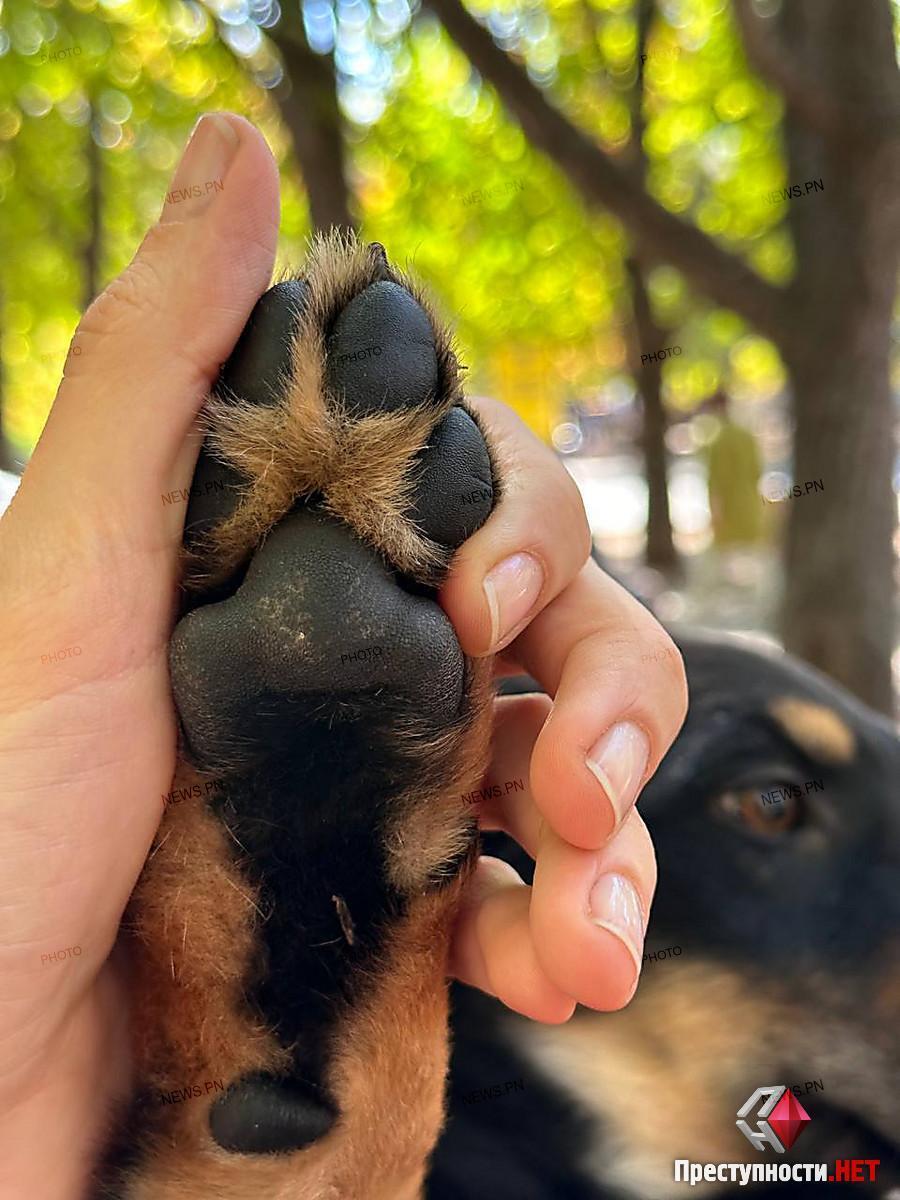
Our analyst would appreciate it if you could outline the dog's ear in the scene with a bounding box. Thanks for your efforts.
[93,233,502,1200]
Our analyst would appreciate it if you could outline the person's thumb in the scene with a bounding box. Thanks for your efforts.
[3,111,280,588]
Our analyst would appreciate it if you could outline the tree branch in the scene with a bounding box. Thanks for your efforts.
[731,0,847,140]
[425,0,791,347]
[269,11,356,234]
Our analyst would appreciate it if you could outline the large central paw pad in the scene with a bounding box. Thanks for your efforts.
[173,237,499,777]
[170,509,466,773]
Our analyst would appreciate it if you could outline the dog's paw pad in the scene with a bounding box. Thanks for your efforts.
[325,281,438,416]
[170,509,465,772]
[183,281,310,548]
[408,406,494,550]
[209,1073,337,1155]
[220,279,309,409]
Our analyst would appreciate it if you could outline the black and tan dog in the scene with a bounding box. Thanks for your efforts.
[431,635,900,1198]
[90,234,899,1198]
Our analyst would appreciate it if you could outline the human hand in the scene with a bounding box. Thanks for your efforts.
[0,111,686,1200]
[0,111,280,1200]
[441,395,688,1022]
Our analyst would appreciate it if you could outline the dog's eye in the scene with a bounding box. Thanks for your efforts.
[713,786,806,835]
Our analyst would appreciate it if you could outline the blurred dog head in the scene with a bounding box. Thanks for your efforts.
[436,632,900,1198]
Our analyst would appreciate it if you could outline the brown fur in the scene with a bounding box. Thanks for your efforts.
[385,656,495,893]
[121,870,468,1199]
[126,763,290,1092]
[511,965,782,1197]
[768,697,856,765]
[181,231,474,593]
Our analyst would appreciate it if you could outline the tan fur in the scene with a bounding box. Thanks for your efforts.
[385,656,495,893]
[768,697,856,765]
[121,761,291,1170]
[512,965,781,1198]
[121,876,467,1200]
[181,231,472,593]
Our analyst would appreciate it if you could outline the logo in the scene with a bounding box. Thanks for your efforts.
[736,1086,811,1153]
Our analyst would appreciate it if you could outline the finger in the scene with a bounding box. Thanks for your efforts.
[448,857,575,1023]
[8,112,280,561]
[471,693,550,855]
[439,394,592,657]
[531,808,657,1011]
[513,558,688,849]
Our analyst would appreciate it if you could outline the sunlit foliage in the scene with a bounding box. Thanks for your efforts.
[0,0,793,455]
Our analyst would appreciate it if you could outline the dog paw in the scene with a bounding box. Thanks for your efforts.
[97,235,501,1200]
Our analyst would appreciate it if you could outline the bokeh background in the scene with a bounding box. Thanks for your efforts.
[0,0,898,713]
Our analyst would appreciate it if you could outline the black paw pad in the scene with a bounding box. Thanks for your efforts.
[184,280,310,546]
[325,281,438,416]
[219,279,309,409]
[209,1072,337,1155]
[169,509,466,772]
[408,406,494,550]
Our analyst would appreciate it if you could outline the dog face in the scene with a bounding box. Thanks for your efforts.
[433,633,900,1198]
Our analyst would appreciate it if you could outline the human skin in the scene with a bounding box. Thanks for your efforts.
[0,113,687,1198]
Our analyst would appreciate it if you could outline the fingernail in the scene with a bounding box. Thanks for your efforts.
[586,721,651,827]
[160,113,240,224]
[482,552,544,652]
[588,873,645,972]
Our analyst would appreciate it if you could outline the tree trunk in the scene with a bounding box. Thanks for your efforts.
[427,0,899,713]
[83,104,102,309]
[626,256,678,572]
[627,0,677,574]
[269,12,356,235]
[773,0,900,713]
[0,280,16,473]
